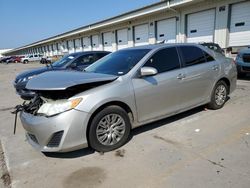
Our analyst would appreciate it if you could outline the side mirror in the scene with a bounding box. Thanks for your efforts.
[140,67,158,77]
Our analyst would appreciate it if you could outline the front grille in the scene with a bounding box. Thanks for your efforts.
[28,133,39,144]
[243,54,250,63]
[242,66,250,71]
[47,131,64,147]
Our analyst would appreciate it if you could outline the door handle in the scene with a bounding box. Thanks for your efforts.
[212,65,219,71]
[177,73,186,80]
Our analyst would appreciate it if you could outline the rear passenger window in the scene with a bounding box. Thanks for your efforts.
[179,46,206,66]
[95,53,108,60]
[143,47,180,73]
[204,52,215,62]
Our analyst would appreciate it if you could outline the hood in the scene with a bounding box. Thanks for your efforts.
[26,71,118,91]
[16,67,50,81]
[15,66,65,82]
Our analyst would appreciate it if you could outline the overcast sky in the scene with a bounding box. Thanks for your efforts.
[0,0,159,49]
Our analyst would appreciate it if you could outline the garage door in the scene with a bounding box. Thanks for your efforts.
[68,40,75,54]
[92,35,100,50]
[117,28,128,50]
[82,37,91,51]
[187,9,215,43]
[156,18,176,43]
[60,41,68,53]
[52,44,57,55]
[49,45,53,56]
[229,1,250,47]
[134,24,149,46]
[103,32,113,51]
[75,38,82,52]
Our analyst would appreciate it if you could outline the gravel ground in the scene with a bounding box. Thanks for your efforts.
[0,63,250,188]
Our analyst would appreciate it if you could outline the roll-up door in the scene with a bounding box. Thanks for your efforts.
[92,35,100,50]
[68,40,75,54]
[103,32,113,51]
[134,24,149,46]
[117,28,128,50]
[82,37,91,51]
[156,18,176,43]
[229,1,250,47]
[75,38,82,52]
[187,9,215,43]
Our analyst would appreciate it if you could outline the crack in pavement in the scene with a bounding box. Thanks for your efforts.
[0,140,11,188]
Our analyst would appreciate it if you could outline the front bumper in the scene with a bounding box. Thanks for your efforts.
[236,62,250,73]
[13,81,35,100]
[20,109,91,152]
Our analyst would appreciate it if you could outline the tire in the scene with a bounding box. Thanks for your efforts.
[88,106,131,152]
[23,60,28,64]
[208,80,229,110]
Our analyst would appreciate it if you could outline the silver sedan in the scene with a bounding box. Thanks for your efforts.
[20,43,237,152]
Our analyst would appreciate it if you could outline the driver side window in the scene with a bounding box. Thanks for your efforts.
[74,54,95,66]
[143,47,180,73]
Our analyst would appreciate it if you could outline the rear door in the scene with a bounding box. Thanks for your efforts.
[132,47,184,122]
[177,46,219,108]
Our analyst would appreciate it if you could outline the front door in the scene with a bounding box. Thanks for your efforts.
[132,47,184,123]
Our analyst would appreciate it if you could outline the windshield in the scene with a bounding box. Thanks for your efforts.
[52,54,77,67]
[85,49,150,75]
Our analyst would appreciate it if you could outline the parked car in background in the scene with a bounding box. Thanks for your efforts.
[0,56,12,63]
[19,44,237,153]
[5,56,16,63]
[235,48,250,77]
[40,56,63,64]
[14,51,110,100]
[200,42,225,55]
[21,54,43,64]
[12,56,25,63]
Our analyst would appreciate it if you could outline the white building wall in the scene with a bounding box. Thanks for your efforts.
[0,49,12,57]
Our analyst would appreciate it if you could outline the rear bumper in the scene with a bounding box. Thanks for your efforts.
[20,109,91,152]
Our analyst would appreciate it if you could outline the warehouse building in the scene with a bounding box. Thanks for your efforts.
[4,0,250,56]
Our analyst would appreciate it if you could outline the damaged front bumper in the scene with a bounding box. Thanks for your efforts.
[20,109,91,152]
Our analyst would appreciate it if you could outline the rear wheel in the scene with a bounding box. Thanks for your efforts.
[23,60,28,64]
[88,106,131,152]
[208,80,228,110]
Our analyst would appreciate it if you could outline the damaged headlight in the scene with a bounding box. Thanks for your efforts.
[37,98,82,116]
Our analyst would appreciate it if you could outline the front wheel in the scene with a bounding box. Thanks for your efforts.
[208,80,228,110]
[88,106,131,152]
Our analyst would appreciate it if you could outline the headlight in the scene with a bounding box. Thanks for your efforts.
[22,76,33,82]
[37,98,82,116]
